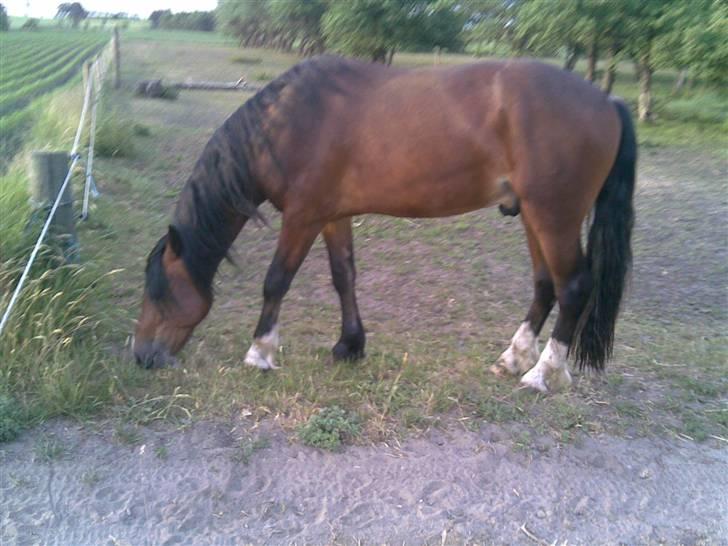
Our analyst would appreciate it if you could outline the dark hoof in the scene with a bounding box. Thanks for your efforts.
[332,340,365,362]
[499,202,520,217]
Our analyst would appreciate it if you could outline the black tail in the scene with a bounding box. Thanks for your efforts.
[573,98,637,371]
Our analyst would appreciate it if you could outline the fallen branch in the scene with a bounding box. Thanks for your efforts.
[174,77,260,92]
[135,78,261,99]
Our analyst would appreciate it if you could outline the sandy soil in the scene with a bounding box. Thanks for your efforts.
[2,419,726,545]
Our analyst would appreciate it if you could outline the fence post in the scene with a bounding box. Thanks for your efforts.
[112,26,121,89]
[82,60,92,91]
[30,152,79,263]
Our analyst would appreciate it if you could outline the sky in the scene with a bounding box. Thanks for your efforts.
[4,0,218,19]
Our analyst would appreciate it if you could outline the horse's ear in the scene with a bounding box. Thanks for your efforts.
[167,225,183,257]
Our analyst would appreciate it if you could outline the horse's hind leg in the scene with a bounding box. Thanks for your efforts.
[322,218,365,361]
[244,218,322,370]
[491,222,555,376]
[519,223,591,392]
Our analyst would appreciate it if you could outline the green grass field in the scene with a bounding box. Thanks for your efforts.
[1,30,726,447]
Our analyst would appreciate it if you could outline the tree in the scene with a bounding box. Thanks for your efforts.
[322,0,464,63]
[0,4,9,31]
[461,0,529,58]
[268,0,327,55]
[0,4,10,32]
[619,0,680,121]
[149,9,171,29]
[157,11,216,32]
[217,0,274,48]
[56,2,88,28]
[322,0,408,63]
[405,1,466,52]
[654,0,728,89]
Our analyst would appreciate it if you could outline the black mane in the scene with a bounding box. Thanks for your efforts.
[145,58,330,304]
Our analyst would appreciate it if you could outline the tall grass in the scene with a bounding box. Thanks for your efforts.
[0,83,126,437]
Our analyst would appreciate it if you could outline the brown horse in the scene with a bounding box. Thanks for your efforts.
[133,55,636,392]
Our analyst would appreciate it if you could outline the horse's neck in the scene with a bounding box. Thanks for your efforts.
[172,176,249,263]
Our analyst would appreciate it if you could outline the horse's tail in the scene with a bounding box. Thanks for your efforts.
[572,98,637,371]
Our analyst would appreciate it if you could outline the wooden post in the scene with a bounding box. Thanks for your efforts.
[30,152,79,263]
[112,26,121,89]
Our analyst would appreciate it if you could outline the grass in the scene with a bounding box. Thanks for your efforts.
[34,436,65,462]
[233,435,271,464]
[1,31,726,449]
[0,76,142,439]
[95,111,137,158]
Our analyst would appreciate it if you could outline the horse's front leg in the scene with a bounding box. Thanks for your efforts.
[244,218,322,370]
[322,218,365,361]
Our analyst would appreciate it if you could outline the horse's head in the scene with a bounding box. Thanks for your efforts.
[133,225,212,368]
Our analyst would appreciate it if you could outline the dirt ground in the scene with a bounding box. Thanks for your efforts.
[2,41,726,545]
[2,418,727,545]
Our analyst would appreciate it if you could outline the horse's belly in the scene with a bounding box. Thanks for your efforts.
[347,168,503,218]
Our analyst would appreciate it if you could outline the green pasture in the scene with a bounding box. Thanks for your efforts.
[0,30,725,447]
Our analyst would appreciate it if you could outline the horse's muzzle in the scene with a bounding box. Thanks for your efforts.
[133,339,178,369]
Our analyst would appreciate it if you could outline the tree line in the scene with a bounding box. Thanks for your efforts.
[213,0,725,121]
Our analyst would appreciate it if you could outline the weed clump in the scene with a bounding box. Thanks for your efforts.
[231,56,262,65]
[298,406,360,451]
[133,123,151,137]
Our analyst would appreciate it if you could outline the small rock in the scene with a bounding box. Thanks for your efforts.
[639,468,651,479]
[536,509,547,519]
[574,496,590,516]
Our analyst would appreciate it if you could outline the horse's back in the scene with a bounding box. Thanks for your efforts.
[277,56,622,220]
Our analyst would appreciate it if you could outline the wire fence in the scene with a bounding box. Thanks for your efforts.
[0,41,112,337]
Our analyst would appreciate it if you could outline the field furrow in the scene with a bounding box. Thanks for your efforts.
[0,41,105,116]
[0,44,91,93]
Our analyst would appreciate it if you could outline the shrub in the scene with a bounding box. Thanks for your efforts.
[298,406,360,451]
[0,395,22,442]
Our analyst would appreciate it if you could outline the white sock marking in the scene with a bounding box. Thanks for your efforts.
[244,325,280,370]
[492,322,539,376]
[520,338,572,392]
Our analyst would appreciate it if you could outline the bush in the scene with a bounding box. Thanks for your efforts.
[0,395,23,442]
[298,406,360,451]
[21,18,39,30]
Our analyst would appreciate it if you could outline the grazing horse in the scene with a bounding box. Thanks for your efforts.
[133,55,636,392]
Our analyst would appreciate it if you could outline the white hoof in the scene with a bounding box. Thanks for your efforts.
[244,326,279,370]
[244,344,278,370]
[520,367,549,392]
[491,323,539,376]
[519,338,572,393]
